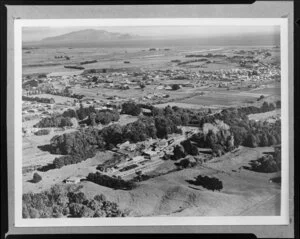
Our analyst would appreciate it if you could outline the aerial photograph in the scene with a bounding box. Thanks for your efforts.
[21,25,282,218]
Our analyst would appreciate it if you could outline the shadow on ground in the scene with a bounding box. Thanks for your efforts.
[37,163,56,172]
[38,144,53,152]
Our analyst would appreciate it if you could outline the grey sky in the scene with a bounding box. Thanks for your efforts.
[23,25,280,42]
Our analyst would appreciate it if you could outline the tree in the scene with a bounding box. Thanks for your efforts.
[172,145,186,160]
[68,192,87,204]
[69,203,83,217]
[22,204,30,218]
[32,172,42,183]
[244,133,258,148]
[94,194,107,202]
[259,133,269,147]
[276,100,281,108]
[140,82,146,90]
[261,102,270,112]
[172,84,180,90]
[155,117,172,139]
[206,130,218,148]
[89,112,97,126]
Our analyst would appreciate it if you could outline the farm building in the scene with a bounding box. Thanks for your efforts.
[64,176,82,184]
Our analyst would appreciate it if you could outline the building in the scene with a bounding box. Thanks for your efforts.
[64,176,82,184]
[142,150,158,159]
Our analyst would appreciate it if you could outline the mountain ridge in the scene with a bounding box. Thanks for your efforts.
[41,29,141,42]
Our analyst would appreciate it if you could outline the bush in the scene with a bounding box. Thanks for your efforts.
[188,175,223,191]
[94,194,107,202]
[32,172,42,183]
[171,145,186,160]
[172,84,180,90]
[34,129,50,136]
[68,192,87,204]
[248,151,281,173]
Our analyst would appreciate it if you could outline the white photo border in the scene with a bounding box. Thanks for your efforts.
[14,18,289,227]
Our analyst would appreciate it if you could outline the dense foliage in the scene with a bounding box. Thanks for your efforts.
[193,102,281,150]
[34,116,73,128]
[47,102,280,169]
[32,172,42,183]
[63,105,120,126]
[87,172,136,190]
[22,185,128,218]
[22,96,55,104]
[121,102,142,116]
[188,175,223,191]
[34,129,50,136]
[87,110,120,126]
[247,146,281,173]
[172,84,180,90]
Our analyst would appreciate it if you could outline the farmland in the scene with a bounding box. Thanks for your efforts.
[22,37,282,218]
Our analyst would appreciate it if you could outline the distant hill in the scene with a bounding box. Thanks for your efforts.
[40,29,141,43]
[24,29,279,48]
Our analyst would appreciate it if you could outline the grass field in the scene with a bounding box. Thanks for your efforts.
[178,91,258,106]
[76,146,280,217]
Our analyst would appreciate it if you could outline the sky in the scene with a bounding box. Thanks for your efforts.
[22,25,280,42]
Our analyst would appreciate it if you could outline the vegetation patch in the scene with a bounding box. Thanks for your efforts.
[22,185,129,218]
[34,129,50,136]
[34,116,73,128]
[187,175,223,191]
[87,172,137,190]
[245,146,281,173]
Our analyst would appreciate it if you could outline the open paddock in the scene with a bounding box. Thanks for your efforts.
[250,86,281,96]
[177,91,258,107]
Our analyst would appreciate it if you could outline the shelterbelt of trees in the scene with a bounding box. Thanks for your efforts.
[45,101,280,170]
[22,95,55,104]
[22,184,128,218]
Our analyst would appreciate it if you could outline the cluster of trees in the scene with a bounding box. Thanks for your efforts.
[199,102,279,128]
[22,185,128,218]
[34,129,50,136]
[168,140,199,161]
[34,116,73,128]
[46,105,205,169]
[87,172,136,190]
[53,149,96,168]
[178,59,210,66]
[63,105,120,126]
[46,90,85,99]
[121,102,142,116]
[188,175,223,191]
[22,79,39,88]
[175,156,197,169]
[47,102,280,170]
[185,53,226,58]
[22,96,55,104]
[151,105,206,127]
[87,110,120,126]
[195,102,281,149]
[190,129,234,157]
[231,120,281,148]
[248,146,281,173]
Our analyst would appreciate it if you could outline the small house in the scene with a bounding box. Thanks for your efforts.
[65,176,82,184]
